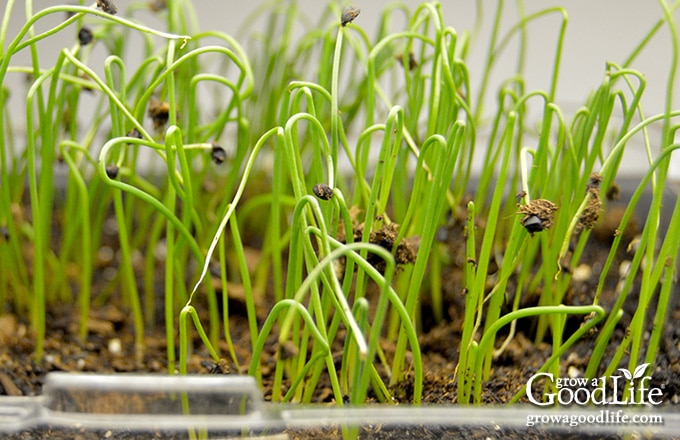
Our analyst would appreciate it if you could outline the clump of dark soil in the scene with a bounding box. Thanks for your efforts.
[338,219,420,274]
[577,173,603,233]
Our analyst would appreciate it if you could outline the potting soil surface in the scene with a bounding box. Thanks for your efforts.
[1,203,679,439]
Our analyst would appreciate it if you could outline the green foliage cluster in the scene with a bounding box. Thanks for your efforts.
[0,0,678,407]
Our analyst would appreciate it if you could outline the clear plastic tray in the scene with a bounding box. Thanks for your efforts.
[0,372,677,439]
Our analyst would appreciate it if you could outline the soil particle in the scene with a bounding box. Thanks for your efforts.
[1,199,678,439]
[592,205,638,244]
[278,340,301,360]
[0,371,22,396]
[577,173,603,233]
[338,220,419,273]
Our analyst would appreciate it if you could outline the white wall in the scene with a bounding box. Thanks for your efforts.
[7,1,676,111]
[4,1,679,179]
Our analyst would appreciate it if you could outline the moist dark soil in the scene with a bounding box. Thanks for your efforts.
[1,200,679,439]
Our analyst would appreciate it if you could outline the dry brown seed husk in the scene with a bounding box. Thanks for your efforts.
[341,5,360,26]
[149,0,167,12]
[396,52,418,71]
[96,0,118,15]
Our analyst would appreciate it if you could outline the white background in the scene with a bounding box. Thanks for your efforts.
[4,1,679,180]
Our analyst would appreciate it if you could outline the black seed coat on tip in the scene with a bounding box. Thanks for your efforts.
[105,164,119,179]
[211,145,227,165]
[522,215,544,234]
[313,183,334,200]
[341,5,360,26]
[96,0,118,15]
[78,27,93,46]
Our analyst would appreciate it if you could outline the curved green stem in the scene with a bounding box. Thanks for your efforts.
[474,305,605,403]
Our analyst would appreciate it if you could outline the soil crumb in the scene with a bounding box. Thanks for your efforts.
[577,173,603,232]
[339,220,419,273]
